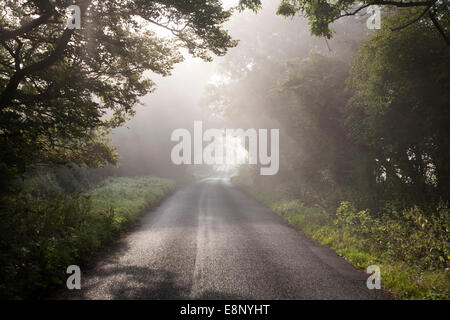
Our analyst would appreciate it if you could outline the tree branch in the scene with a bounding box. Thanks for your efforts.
[0,0,93,108]
[428,9,450,47]
[374,0,436,7]
[337,4,371,21]
[391,3,434,31]
[0,28,75,108]
[0,0,56,42]
[335,0,439,23]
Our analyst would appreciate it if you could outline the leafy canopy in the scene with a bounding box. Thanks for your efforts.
[0,0,254,180]
[240,0,449,44]
[347,9,450,203]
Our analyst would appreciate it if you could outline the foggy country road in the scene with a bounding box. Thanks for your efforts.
[60,177,390,300]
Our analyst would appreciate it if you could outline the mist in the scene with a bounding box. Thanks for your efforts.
[109,0,366,179]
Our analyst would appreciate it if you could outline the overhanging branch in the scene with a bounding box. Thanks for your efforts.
[0,0,93,108]
[391,3,434,31]
[0,0,56,42]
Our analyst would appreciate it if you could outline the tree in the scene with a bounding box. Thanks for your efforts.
[239,0,449,45]
[0,0,250,183]
[347,9,450,205]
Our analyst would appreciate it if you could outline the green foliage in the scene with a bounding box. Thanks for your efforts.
[238,0,263,12]
[229,8,450,211]
[19,165,106,195]
[0,175,175,299]
[235,180,450,299]
[336,201,449,270]
[0,0,242,180]
[278,52,360,205]
[88,176,175,230]
[347,9,450,204]
[273,0,449,43]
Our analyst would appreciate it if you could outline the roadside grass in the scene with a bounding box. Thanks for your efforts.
[88,176,176,232]
[0,175,175,299]
[232,178,449,300]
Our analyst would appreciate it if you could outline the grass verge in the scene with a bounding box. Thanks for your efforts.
[0,175,175,299]
[232,178,449,300]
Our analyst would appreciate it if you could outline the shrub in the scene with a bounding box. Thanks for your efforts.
[335,202,449,271]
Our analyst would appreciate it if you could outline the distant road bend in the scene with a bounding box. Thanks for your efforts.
[61,177,389,299]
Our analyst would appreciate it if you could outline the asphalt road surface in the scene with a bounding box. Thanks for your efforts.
[59,177,390,300]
